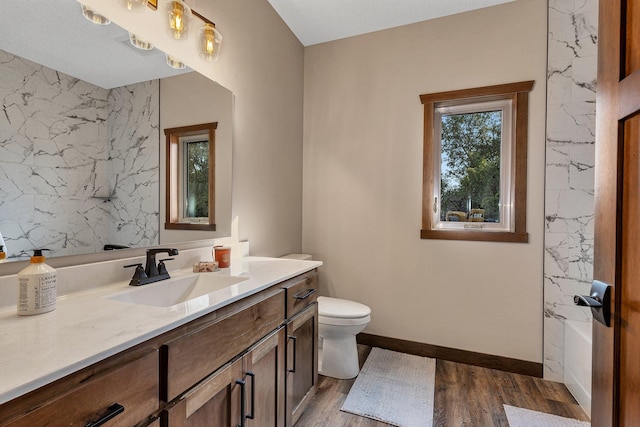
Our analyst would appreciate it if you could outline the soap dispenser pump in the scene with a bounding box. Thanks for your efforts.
[17,249,57,316]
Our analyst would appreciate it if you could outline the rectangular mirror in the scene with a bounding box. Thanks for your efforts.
[0,0,233,265]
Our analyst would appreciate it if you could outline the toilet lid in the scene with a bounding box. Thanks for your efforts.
[318,296,371,319]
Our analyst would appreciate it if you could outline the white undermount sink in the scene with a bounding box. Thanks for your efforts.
[107,273,249,307]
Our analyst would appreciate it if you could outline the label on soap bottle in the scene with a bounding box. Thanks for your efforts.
[18,272,57,315]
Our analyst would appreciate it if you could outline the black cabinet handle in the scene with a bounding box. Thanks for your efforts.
[289,335,297,373]
[293,288,316,300]
[84,403,124,427]
[246,371,255,420]
[236,379,246,427]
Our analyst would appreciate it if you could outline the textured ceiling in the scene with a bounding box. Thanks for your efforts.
[266,0,517,46]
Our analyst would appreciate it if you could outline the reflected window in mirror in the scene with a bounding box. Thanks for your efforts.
[420,81,533,243]
[165,123,217,231]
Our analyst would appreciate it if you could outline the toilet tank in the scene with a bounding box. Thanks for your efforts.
[280,254,312,260]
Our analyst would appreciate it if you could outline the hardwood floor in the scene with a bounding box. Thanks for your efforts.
[294,345,590,427]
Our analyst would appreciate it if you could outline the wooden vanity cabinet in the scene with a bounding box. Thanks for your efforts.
[282,272,319,426]
[162,357,244,427]
[244,327,286,426]
[0,350,159,427]
[0,269,319,427]
[163,327,286,427]
[162,288,285,402]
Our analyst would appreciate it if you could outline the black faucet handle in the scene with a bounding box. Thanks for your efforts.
[124,263,142,268]
[124,263,148,286]
[158,258,175,275]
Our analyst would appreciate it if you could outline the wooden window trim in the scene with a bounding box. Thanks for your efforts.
[164,122,217,231]
[420,81,534,243]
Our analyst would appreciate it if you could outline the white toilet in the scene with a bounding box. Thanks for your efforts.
[279,254,372,379]
[318,296,371,379]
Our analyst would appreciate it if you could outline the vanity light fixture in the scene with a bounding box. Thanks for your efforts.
[167,0,192,40]
[81,4,111,25]
[118,0,149,12]
[200,23,222,62]
[166,54,186,69]
[129,32,154,50]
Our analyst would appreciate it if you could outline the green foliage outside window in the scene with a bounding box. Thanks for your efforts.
[440,111,501,222]
[185,140,209,218]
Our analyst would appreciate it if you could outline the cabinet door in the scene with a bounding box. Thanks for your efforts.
[163,358,244,427]
[286,302,318,426]
[244,327,286,427]
[163,290,285,401]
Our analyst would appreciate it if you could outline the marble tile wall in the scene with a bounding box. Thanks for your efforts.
[105,82,159,250]
[0,50,159,260]
[544,0,598,381]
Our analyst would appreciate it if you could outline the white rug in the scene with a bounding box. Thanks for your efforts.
[504,405,590,427]
[340,347,435,427]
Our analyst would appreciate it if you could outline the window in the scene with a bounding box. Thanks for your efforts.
[165,122,217,231]
[420,81,533,243]
[183,137,209,221]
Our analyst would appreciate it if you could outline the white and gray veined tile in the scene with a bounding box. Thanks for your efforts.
[546,102,596,146]
[0,48,159,259]
[544,0,598,381]
[106,80,160,249]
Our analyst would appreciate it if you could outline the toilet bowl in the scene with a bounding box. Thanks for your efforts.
[318,296,371,379]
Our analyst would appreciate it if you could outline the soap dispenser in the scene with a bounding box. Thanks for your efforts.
[17,249,57,316]
[0,245,6,263]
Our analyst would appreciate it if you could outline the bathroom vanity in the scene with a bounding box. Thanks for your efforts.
[0,257,319,427]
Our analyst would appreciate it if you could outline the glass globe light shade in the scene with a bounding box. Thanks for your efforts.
[200,23,223,62]
[167,0,192,40]
[81,4,111,25]
[118,0,149,12]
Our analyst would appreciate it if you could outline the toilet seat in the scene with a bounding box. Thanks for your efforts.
[319,314,371,326]
[318,296,371,326]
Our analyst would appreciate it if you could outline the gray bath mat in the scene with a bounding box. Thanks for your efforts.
[340,347,435,427]
[504,405,590,427]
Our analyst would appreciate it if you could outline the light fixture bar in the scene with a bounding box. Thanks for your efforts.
[192,9,214,26]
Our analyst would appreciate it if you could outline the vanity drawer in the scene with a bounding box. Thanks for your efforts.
[162,289,285,402]
[283,271,318,319]
[3,350,159,427]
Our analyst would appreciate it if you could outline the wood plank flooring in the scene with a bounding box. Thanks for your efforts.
[294,345,590,427]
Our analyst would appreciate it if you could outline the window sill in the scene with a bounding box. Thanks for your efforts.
[165,222,217,231]
[420,229,528,243]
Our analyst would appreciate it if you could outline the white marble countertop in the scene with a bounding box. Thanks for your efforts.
[0,256,321,405]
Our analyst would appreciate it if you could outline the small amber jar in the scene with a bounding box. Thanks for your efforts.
[213,246,231,268]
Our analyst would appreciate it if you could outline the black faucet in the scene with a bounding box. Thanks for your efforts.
[145,248,179,278]
[125,248,179,286]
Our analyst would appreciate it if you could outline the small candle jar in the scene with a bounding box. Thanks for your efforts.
[213,246,231,268]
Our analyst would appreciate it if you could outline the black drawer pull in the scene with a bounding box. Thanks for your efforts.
[289,335,297,373]
[236,379,246,427]
[293,288,316,300]
[84,403,124,427]
[246,371,255,420]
